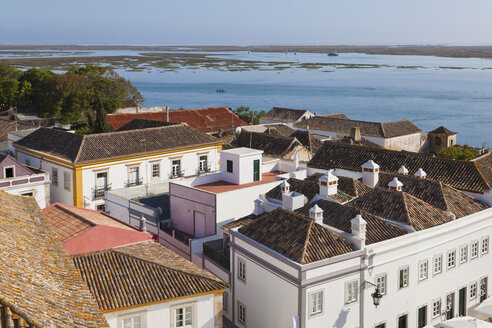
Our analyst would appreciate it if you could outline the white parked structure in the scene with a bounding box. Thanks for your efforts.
[71,241,227,328]
[0,153,50,208]
[13,125,223,210]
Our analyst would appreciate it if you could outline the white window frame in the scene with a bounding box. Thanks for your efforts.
[399,266,409,289]
[198,155,208,172]
[127,165,140,185]
[151,162,160,179]
[345,280,358,304]
[482,236,489,255]
[171,159,182,178]
[418,260,428,281]
[223,292,228,312]
[460,244,468,264]
[238,258,246,282]
[433,254,442,275]
[432,298,441,318]
[118,310,146,328]
[63,171,71,191]
[470,282,478,300]
[447,249,456,269]
[174,306,193,328]
[171,301,196,328]
[52,167,58,186]
[375,274,387,295]
[471,240,479,259]
[3,166,15,179]
[238,302,246,326]
[308,290,324,317]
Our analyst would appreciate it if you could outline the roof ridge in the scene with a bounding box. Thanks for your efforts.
[74,134,86,164]
[473,162,492,190]
[300,220,314,264]
[89,123,187,137]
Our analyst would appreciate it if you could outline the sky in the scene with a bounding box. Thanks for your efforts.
[2,0,492,45]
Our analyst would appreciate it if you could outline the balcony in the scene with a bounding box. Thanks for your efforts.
[170,170,184,179]
[93,184,112,199]
[203,239,230,271]
[125,178,143,187]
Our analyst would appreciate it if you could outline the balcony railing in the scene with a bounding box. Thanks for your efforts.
[93,183,112,199]
[170,170,185,179]
[203,239,230,271]
[160,224,192,246]
[125,177,143,187]
[197,165,211,174]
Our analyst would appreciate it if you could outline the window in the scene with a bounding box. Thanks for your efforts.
[399,267,409,288]
[432,299,441,318]
[238,302,246,326]
[460,245,468,263]
[128,166,140,186]
[418,261,428,281]
[96,204,105,212]
[345,280,358,304]
[21,192,33,197]
[122,316,142,328]
[470,282,478,299]
[309,291,323,316]
[446,293,455,319]
[172,159,181,178]
[417,305,427,328]
[52,168,58,186]
[95,171,108,197]
[226,160,233,173]
[152,163,160,178]
[447,250,456,269]
[433,255,442,275]
[482,237,489,255]
[4,167,14,178]
[435,136,441,145]
[480,277,488,302]
[471,241,479,259]
[199,155,208,172]
[376,274,387,295]
[175,306,193,327]
[63,171,71,191]
[223,292,228,312]
[374,323,385,328]
[238,258,246,282]
[397,314,407,328]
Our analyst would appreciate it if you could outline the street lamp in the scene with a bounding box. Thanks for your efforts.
[362,281,383,307]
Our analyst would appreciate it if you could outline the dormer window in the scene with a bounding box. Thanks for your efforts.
[4,167,14,179]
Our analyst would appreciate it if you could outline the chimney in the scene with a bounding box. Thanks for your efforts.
[318,170,338,197]
[139,213,146,232]
[351,214,367,249]
[309,204,324,224]
[350,127,361,142]
[254,198,264,216]
[166,106,170,122]
[294,150,299,171]
[361,160,380,188]
[398,165,409,175]
[281,180,290,194]
[414,168,427,179]
[388,177,403,191]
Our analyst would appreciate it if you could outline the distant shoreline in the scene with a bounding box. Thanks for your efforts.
[3,44,492,59]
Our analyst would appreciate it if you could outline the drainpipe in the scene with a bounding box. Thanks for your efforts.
[359,249,369,328]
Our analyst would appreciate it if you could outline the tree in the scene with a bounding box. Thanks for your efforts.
[234,106,265,125]
[438,146,477,160]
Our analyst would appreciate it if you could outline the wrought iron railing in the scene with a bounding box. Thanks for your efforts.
[203,239,230,271]
[93,183,112,199]
[125,177,143,187]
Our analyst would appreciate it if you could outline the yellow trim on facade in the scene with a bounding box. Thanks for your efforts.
[13,145,73,166]
[73,166,83,207]
[102,289,227,314]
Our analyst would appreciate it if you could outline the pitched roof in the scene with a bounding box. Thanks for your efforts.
[261,107,312,123]
[346,189,453,231]
[377,173,489,218]
[238,208,353,264]
[308,141,492,193]
[333,136,383,148]
[43,203,152,254]
[72,242,227,312]
[0,191,109,327]
[107,107,249,133]
[15,125,220,164]
[428,126,457,135]
[117,118,177,131]
[295,117,421,138]
[263,124,296,136]
[0,118,37,142]
[233,131,303,158]
[289,130,324,153]
[296,200,408,244]
[473,151,492,168]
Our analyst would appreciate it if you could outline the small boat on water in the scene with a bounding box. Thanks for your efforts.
[328,52,338,56]
[216,89,226,93]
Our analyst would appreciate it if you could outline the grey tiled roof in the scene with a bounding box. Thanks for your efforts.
[261,107,312,123]
[233,131,303,158]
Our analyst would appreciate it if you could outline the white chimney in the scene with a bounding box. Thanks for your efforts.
[351,214,367,249]
[254,198,264,216]
[309,204,324,224]
[166,106,170,122]
[414,168,427,179]
[398,165,409,175]
[281,180,290,194]
[388,177,403,192]
[361,160,380,188]
[318,170,338,197]
[294,150,299,171]
[282,192,305,211]
[139,213,146,232]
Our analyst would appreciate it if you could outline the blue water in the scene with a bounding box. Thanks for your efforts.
[2,50,492,146]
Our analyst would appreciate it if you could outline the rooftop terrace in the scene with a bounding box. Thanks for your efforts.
[195,171,280,193]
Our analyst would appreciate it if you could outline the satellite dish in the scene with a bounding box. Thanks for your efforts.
[235,127,242,134]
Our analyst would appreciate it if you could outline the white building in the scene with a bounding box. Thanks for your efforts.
[13,125,223,210]
[72,241,227,328]
[0,153,50,208]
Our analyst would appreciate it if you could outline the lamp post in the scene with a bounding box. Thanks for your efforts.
[362,281,383,307]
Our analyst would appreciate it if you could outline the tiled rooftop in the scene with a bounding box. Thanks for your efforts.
[195,171,280,193]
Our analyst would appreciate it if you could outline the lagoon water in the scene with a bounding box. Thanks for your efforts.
[2,50,492,146]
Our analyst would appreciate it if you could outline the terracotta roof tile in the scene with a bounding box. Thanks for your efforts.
[428,126,457,135]
[261,107,312,123]
[0,191,109,327]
